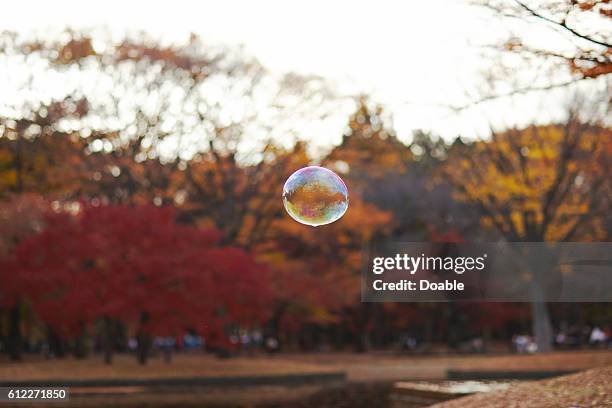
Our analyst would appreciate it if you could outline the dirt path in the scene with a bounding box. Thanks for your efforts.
[1,350,611,382]
[283,350,612,381]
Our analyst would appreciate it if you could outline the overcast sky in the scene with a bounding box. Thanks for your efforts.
[0,0,606,146]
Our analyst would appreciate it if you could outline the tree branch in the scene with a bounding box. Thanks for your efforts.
[515,1,612,48]
[450,78,583,111]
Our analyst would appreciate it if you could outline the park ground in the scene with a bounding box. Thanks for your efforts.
[432,366,612,408]
[0,350,611,407]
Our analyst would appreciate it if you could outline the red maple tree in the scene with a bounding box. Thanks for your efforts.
[3,204,271,363]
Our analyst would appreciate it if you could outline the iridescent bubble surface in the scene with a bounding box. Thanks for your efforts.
[282,166,349,227]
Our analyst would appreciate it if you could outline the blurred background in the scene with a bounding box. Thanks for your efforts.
[0,1,610,407]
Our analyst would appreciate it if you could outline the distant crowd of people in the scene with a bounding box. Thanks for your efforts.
[398,325,611,355]
[7,325,610,359]
[512,325,611,354]
[140,330,282,358]
[553,325,610,350]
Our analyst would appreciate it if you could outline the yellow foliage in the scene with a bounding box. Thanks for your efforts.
[441,124,610,241]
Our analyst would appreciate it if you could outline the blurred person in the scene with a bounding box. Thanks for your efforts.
[183,333,203,350]
[512,334,528,353]
[526,338,538,354]
[252,330,263,349]
[401,336,418,352]
[589,326,607,348]
[265,337,279,353]
[128,338,138,352]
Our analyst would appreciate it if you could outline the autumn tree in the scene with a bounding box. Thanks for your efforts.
[324,98,403,350]
[265,195,391,350]
[0,97,90,197]
[440,113,611,351]
[0,194,49,360]
[176,142,310,247]
[470,0,611,105]
[324,97,412,190]
[0,30,366,355]
[490,0,610,77]
[1,31,342,241]
[3,205,271,364]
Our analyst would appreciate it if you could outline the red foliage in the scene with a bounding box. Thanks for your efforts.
[428,227,464,243]
[461,302,530,331]
[3,205,271,340]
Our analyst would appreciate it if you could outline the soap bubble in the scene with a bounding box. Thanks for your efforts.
[282,166,349,227]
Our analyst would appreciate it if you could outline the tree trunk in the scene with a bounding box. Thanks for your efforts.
[532,301,553,352]
[137,331,151,365]
[529,247,555,353]
[355,303,371,353]
[267,302,287,340]
[74,323,89,359]
[372,304,385,348]
[102,316,113,365]
[47,328,66,358]
[14,128,24,192]
[0,308,4,355]
[446,302,460,351]
[7,302,22,361]
[136,312,151,365]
